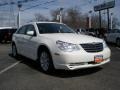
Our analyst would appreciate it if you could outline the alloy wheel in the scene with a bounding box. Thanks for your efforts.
[40,51,50,71]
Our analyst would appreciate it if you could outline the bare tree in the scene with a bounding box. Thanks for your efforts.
[34,13,49,22]
[51,7,118,30]
[51,7,87,29]
[65,7,81,29]
[91,15,120,29]
[50,8,60,22]
[91,15,101,29]
[112,17,120,28]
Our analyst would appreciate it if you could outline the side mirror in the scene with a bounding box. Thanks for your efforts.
[26,31,34,36]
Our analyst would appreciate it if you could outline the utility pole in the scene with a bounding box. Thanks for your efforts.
[110,13,113,29]
[99,10,102,30]
[88,10,92,28]
[102,10,106,28]
[58,0,64,23]
[0,0,36,28]
[17,3,22,29]
[107,9,110,30]
[59,8,63,23]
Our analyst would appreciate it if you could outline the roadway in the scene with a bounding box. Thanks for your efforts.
[0,44,120,90]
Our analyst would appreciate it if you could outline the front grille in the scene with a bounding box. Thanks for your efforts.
[80,43,103,53]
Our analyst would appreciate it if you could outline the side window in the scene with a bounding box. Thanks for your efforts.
[17,26,27,34]
[25,25,36,35]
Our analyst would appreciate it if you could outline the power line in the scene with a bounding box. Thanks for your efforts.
[0,0,40,27]
[0,0,38,7]
[21,0,57,11]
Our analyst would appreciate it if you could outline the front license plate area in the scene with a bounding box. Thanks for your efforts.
[94,55,103,63]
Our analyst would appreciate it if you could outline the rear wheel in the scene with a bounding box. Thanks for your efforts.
[12,44,18,57]
[116,39,120,47]
[38,50,54,73]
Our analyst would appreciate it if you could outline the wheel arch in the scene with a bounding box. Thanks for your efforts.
[37,44,52,60]
[37,44,55,72]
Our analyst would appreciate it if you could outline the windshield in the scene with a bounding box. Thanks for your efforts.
[37,23,75,34]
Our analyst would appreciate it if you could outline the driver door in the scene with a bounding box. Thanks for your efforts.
[23,24,38,60]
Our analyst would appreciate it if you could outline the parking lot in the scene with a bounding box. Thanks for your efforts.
[0,44,120,90]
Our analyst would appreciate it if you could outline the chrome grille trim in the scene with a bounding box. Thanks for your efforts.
[80,43,103,53]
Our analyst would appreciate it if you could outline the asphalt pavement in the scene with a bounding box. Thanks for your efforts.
[0,44,120,90]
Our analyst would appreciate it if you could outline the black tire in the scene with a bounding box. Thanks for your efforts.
[116,39,120,47]
[38,49,54,73]
[12,44,18,58]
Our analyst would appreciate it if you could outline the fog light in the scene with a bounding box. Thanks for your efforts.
[69,62,88,66]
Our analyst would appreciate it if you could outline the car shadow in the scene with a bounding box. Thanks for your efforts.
[49,67,102,78]
[9,53,103,78]
[9,53,40,70]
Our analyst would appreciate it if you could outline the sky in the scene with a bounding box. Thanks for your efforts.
[0,0,120,27]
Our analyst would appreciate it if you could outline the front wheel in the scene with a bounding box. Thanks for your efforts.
[116,39,120,47]
[38,50,54,73]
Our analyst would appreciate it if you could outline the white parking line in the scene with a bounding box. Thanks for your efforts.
[0,61,21,75]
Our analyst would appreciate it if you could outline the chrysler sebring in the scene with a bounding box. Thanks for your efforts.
[12,22,111,72]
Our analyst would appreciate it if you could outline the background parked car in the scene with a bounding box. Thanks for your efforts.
[0,27,17,43]
[76,28,88,35]
[86,28,97,37]
[106,29,120,47]
[76,28,97,36]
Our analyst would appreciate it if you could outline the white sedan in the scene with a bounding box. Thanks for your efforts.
[12,22,111,73]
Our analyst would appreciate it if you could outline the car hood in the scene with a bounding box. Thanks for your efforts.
[40,33,103,44]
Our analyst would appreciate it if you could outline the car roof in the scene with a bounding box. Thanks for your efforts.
[36,21,62,24]
[26,22,63,25]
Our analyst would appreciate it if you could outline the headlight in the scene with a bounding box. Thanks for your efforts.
[103,40,108,48]
[56,40,80,52]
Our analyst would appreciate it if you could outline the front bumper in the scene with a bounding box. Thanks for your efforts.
[52,47,111,70]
